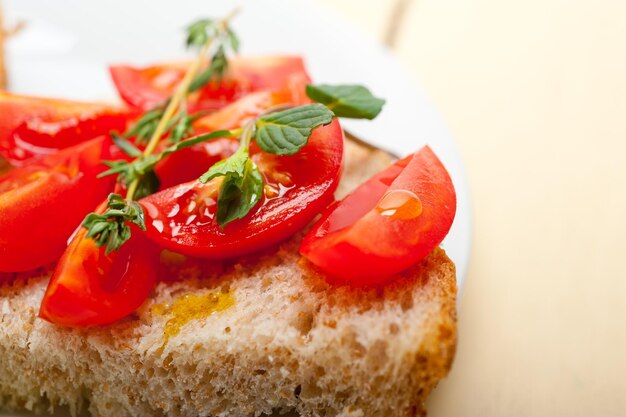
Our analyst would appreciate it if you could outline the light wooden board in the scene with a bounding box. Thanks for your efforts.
[318,0,626,415]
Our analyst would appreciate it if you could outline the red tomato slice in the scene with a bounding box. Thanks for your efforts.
[0,136,116,272]
[0,92,132,165]
[155,87,310,190]
[110,56,311,111]
[141,119,344,258]
[300,146,456,285]
[154,137,239,191]
[39,223,159,327]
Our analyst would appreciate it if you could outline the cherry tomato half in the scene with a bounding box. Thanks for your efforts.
[154,137,239,191]
[141,119,344,259]
[155,86,311,190]
[0,92,132,165]
[39,223,159,327]
[300,146,456,285]
[0,136,116,272]
[110,56,311,112]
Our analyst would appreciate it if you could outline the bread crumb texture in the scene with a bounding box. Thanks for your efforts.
[0,140,457,417]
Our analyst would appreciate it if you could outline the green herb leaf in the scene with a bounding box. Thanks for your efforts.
[101,129,235,200]
[133,170,160,200]
[198,146,263,228]
[125,108,165,144]
[215,159,263,227]
[91,13,242,254]
[98,160,132,179]
[99,154,160,199]
[227,28,240,52]
[162,129,235,157]
[111,134,143,158]
[189,67,216,93]
[82,193,146,255]
[99,155,159,181]
[199,146,248,184]
[186,16,238,92]
[305,84,385,120]
[186,19,218,50]
[189,45,229,92]
[254,104,334,155]
[168,109,195,144]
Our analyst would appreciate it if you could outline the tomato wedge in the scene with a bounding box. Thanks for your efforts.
[39,223,159,327]
[141,119,344,258]
[110,56,311,111]
[300,146,456,285]
[0,136,116,272]
[155,86,310,190]
[154,137,239,191]
[0,92,132,165]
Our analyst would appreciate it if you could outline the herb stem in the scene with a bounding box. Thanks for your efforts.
[220,7,241,31]
[141,41,210,159]
[125,9,239,202]
[125,172,141,203]
[239,122,255,149]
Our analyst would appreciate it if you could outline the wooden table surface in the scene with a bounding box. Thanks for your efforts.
[317,0,626,415]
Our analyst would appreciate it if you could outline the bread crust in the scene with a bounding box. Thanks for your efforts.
[0,140,457,417]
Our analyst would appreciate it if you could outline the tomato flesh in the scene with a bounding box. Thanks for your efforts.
[141,119,344,258]
[0,92,132,165]
[110,56,311,111]
[0,136,116,272]
[300,146,456,285]
[39,224,159,327]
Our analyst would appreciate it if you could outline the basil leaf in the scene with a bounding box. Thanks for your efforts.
[215,160,263,227]
[305,84,385,120]
[254,104,334,156]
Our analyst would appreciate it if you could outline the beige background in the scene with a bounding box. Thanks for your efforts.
[317,0,626,416]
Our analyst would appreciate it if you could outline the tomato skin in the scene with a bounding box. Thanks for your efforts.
[109,64,173,112]
[0,92,133,166]
[0,136,116,272]
[156,86,311,191]
[38,223,159,327]
[300,146,456,285]
[6,112,130,165]
[154,137,239,190]
[141,119,344,259]
[110,56,311,111]
[194,90,294,131]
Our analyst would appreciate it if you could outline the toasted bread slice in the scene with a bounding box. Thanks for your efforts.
[0,140,457,417]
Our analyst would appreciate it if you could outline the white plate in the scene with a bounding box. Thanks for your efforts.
[1,1,471,415]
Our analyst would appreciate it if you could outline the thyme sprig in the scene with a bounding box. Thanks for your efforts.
[84,10,386,253]
[83,10,240,253]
